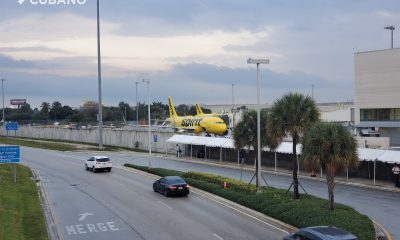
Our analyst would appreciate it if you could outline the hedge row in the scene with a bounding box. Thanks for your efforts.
[124,163,375,240]
[183,171,257,193]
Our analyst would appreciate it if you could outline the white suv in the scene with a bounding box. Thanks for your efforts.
[85,156,112,172]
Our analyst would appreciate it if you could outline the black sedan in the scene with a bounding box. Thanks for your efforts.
[153,176,190,197]
[283,226,357,240]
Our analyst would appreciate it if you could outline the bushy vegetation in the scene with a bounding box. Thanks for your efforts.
[0,165,48,240]
[5,100,212,123]
[124,163,375,240]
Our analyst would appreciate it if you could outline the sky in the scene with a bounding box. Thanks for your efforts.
[0,0,399,108]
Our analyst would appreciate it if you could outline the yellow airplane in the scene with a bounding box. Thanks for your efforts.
[195,103,231,126]
[166,97,228,135]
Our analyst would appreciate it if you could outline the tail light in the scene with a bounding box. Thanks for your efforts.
[169,186,177,190]
[185,184,190,188]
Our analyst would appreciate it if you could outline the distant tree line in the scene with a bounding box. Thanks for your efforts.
[4,101,211,123]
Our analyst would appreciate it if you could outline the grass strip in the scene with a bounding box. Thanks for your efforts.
[0,136,77,151]
[1,136,151,153]
[0,164,48,240]
[124,163,375,240]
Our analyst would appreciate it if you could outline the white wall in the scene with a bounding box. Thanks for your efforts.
[354,48,400,124]
[0,126,176,153]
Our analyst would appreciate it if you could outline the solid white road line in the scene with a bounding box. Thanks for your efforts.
[193,190,290,235]
[213,233,225,240]
[157,201,173,210]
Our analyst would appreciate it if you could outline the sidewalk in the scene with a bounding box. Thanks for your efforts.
[162,153,400,194]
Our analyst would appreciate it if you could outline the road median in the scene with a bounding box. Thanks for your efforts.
[122,163,376,240]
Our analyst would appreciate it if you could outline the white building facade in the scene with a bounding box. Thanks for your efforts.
[354,48,400,146]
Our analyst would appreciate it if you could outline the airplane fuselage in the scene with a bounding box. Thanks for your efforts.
[167,116,228,135]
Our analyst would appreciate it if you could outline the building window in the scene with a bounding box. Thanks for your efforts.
[360,108,400,121]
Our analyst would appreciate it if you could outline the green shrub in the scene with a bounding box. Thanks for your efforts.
[183,172,257,193]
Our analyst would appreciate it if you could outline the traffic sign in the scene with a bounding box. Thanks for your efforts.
[0,146,20,164]
[5,122,18,131]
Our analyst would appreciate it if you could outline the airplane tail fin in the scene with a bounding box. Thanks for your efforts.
[195,104,204,115]
[168,96,178,119]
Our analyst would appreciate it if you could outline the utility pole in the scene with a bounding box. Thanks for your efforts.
[384,25,395,49]
[1,78,5,124]
[247,58,269,193]
[135,81,139,125]
[142,79,151,168]
[96,0,103,149]
[231,83,235,129]
[312,84,314,100]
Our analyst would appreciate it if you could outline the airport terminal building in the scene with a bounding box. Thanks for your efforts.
[354,48,400,146]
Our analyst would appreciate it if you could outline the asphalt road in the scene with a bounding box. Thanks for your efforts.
[22,147,288,240]
[62,150,400,239]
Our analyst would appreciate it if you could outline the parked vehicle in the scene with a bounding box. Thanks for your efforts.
[153,176,190,197]
[283,226,357,240]
[85,156,112,173]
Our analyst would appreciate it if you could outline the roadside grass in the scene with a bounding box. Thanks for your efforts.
[0,164,48,240]
[0,136,77,151]
[0,136,150,153]
[124,163,375,240]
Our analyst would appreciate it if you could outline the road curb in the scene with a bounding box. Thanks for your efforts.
[373,220,393,240]
[117,165,297,235]
[32,170,63,240]
[119,165,392,240]
[160,155,400,193]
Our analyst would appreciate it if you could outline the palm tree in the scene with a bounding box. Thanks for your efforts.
[268,92,319,199]
[233,109,279,189]
[301,122,358,210]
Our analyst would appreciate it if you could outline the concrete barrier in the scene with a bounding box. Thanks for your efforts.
[0,126,175,153]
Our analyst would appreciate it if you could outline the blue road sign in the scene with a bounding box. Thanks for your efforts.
[0,146,20,164]
[5,122,18,131]
[153,134,158,143]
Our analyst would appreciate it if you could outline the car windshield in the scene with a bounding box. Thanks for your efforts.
[96,158,110,162]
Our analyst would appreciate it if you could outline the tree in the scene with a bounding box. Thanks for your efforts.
[40,102,50,114]
[268,92,319,199]
[176,104,190,116]
[49,101,63,120]
[301,122,358,210]
[82,100,98,122]
[233,109,279,189]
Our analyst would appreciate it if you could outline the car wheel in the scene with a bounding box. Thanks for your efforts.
[85,164,89,170]
[164,189,169,197]
[153,184,157,192]
[92,167,96,173]
[108,168,112,172]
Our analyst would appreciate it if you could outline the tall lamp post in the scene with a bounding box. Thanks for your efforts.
[96,0,103,149]
[1,78,5,124]
[231,83,235,129]
[247,58,269,193]
[384,25,395,49]
[142,79,151,168]
[135,81,140,125]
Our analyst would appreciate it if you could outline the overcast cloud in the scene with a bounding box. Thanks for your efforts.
[0,0,399,108]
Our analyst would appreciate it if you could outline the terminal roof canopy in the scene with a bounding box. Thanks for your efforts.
[167,135,400,164]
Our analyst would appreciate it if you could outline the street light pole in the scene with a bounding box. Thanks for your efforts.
[142,79,151,168]
[135,81,139,125]
[1,78,5,124]
[231,83,235,129]
[384,25,395,49]
[96,0,103,149]
[247,58,269,193]
[312,84,314,100]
